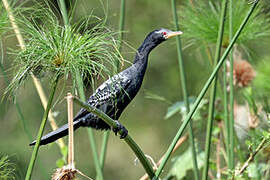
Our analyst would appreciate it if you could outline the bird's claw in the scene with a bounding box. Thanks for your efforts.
[112,121,128,139]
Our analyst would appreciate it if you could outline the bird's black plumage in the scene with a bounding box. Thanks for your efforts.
[30,28,182,146]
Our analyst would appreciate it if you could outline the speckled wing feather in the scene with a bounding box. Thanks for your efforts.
[73,73,131,121]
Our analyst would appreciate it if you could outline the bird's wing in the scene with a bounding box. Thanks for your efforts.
[74,74,131,120]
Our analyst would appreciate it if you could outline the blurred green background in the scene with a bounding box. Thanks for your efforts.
[0,0,269,179]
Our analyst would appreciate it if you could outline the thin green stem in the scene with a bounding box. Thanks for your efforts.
[115,0,126,71]
[118,0,125,52]
[171,0,199,179]
[202,0,228,179]
[0,51,48,179]
[99,132,109,169]
[99,0,126,172]
[25,75,60,180]
[223,46,230,168]
[58,0,69,26]
[75,71,104,180]
[56,0,103,178]
[73,97,156,179]
[155,1,260,178]
[229,0,235,171]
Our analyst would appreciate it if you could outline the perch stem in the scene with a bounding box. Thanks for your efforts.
[73,97,156,179]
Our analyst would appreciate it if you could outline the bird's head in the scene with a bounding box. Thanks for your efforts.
[146,28,183,44]
[136,28,183,57]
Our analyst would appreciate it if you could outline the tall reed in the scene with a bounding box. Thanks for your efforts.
[202,0,228,179]
[25,75,60,180]
[228,0,235,171]
[56,0,103,179]
[155,1,260,178]
[171,0,199,179]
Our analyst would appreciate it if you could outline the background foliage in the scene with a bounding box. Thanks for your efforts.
[0,0,269,179]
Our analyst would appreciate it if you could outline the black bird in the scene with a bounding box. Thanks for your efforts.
[30,28,182,146]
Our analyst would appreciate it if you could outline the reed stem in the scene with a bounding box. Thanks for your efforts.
[56,0,104,178]
[25,75,60,180]
[155,1,260,177]
[171,0,199,179]
[228,0,235,171]
[67,93,74,167]
[202,0,228,179]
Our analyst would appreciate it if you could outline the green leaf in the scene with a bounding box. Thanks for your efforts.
[60,146,68,158]
[167,147,205,179]
[144,90,170,104]
[56,158,65,168]
[165,101,186,120]
[165,97,207,120]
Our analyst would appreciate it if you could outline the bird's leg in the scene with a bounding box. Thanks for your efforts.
[112,120,128,139]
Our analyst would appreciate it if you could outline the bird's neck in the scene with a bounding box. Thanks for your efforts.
[133,41,157,65]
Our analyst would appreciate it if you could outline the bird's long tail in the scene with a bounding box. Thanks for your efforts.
[29,119,82,146]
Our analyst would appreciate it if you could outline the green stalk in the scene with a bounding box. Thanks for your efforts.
[75,71,104,180]
[171,0,199,179]
[25,75,60,180]
[99,0,126,172]
[58,0,69,26]
[99,131,109,169]
[73,97,156,179]
[155,1,260,178]
[57,0,103,178]
[228,0,235,170]
[223,41,230,169]
[202,0,228,179]
[0,50,48,179]
[118,0,126,53]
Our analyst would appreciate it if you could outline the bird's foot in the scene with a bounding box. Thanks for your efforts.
[112,121,128,139]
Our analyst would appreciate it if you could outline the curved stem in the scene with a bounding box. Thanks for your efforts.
[155,1,260,178]
[73,97,156,179]
[202,0,228,179]
[171,0,199,179]
[25,75,60,180]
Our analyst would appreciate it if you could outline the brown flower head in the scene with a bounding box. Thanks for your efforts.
[233,59,256,87]
[227,51,256,88]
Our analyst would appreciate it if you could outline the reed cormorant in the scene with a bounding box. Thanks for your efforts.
[30,28,182,146]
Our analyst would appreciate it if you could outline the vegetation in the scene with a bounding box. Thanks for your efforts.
[0,0,269,179]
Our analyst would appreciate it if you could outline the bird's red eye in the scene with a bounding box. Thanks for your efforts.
[163,32,167,35]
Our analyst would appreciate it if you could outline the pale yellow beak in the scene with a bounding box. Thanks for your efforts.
[166,31,183,39]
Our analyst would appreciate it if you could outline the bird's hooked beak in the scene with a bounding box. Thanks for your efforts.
[166,31,183,39]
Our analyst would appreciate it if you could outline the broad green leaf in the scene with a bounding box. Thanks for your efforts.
[167,147,205,179]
